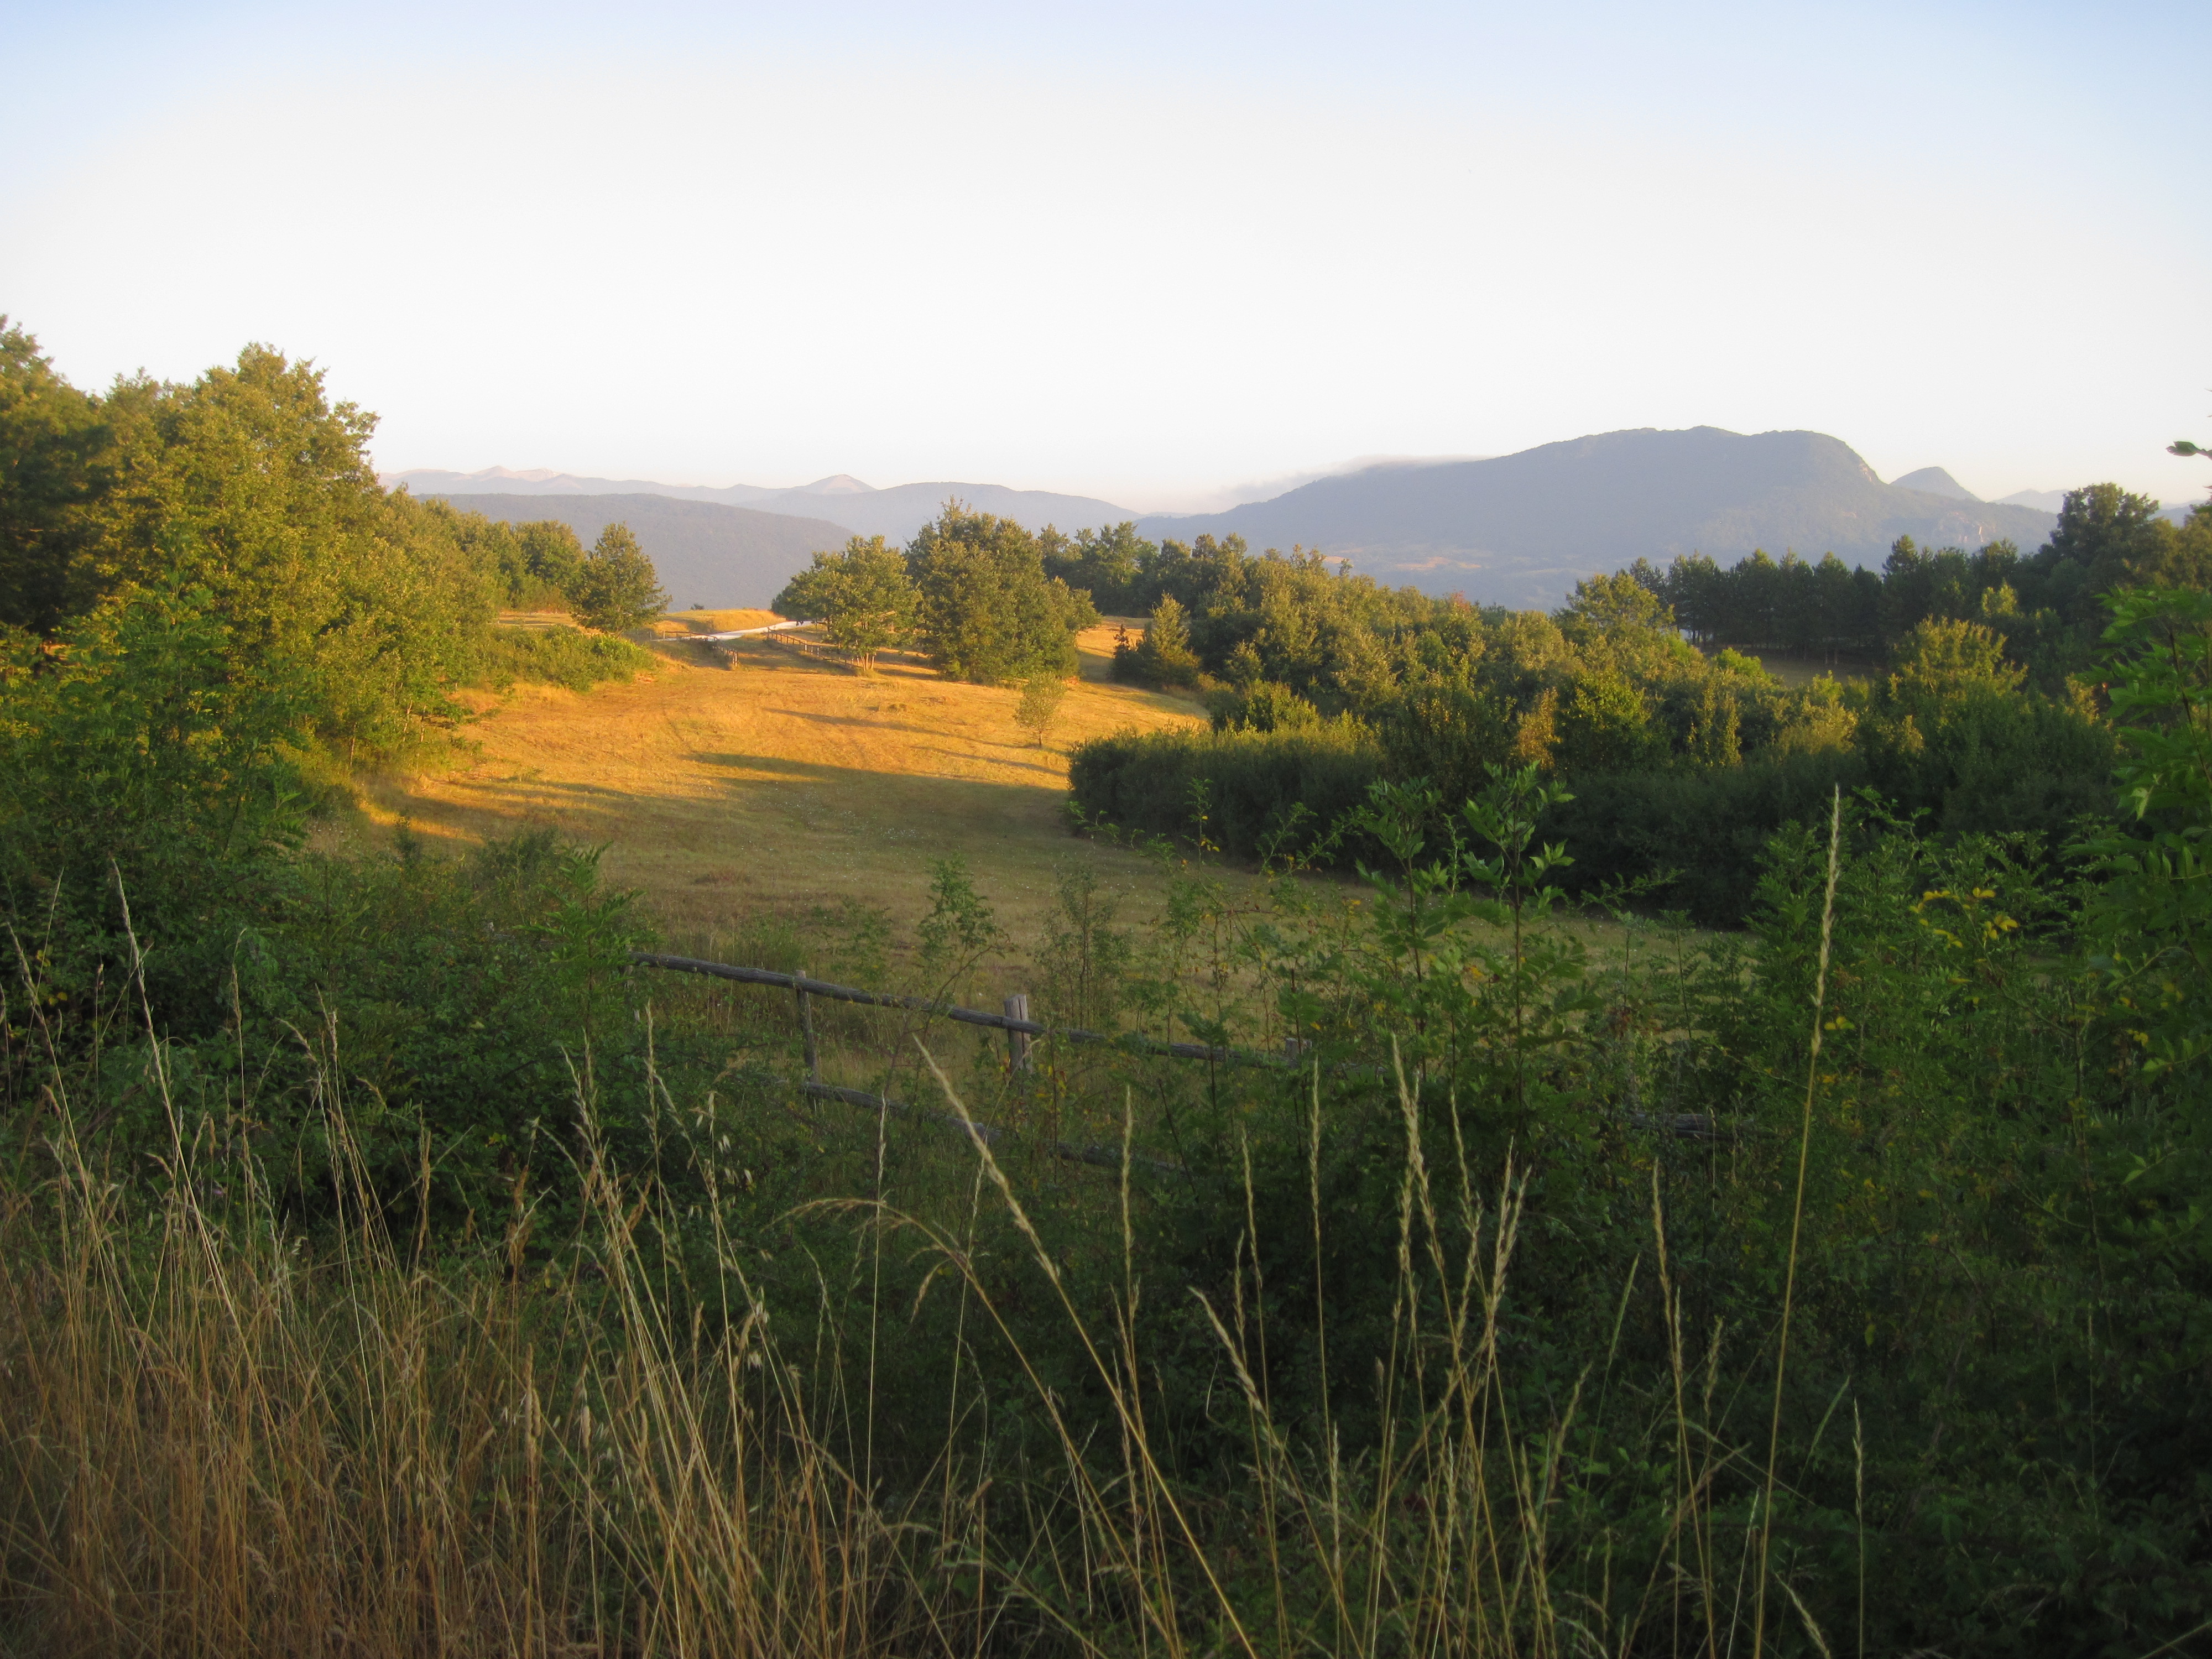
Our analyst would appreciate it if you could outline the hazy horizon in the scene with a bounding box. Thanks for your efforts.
[383,435,2189,520]
[6,1,2205,509]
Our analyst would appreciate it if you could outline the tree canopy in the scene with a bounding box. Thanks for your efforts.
[0,316,110,633]
[906,503,1097,684]
[569,522,667,632]
[772,535,918,668]
[0,324,666,761]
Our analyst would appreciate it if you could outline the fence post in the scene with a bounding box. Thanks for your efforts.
[1005,994,1033,1073]
[1282,1035,1310,1066]
[796,971,820,1083]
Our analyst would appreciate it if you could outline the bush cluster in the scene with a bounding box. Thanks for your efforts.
[1064,538,2140,918]
[772,504,1097,683]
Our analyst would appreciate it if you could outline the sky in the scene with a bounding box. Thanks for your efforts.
[4,0,2206,513]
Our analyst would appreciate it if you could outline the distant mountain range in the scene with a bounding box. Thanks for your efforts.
[1133,429,2063,611]
[419,493,859,611]
[395,467,1133,549]
[1991,486,2070,513]
[1888,473,2200,528]
[403,429,2193,615]
[393,466,784,505]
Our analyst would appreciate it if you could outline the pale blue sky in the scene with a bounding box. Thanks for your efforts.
[5,0,2204,510]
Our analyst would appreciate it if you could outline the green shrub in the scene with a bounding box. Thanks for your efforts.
[471,623,653,691]
[1204,679,1321,732]
[1551,748,1869,923]
[1068,721,1382,859]
[0,582,308,1025]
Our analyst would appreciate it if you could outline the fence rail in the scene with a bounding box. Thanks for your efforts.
[628,951,1727,1143]
[684,618,814,641]
[628,952,1274,1067]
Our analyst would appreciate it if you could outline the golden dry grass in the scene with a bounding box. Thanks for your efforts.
[641,607,786,637]
[357,624,1212,957]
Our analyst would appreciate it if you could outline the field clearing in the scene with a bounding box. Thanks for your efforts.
[354,614,1661,1007]
[643,607,786,637]
[354,624,1219,973]
[1736,649,1872,687]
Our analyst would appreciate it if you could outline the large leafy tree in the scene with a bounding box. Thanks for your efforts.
[2043,482,2167,620]
[519,520,586,599]
[0,317,111,633]
[85,345,497,756]
[773,536,918,669]
[906,503,1097,684]
[2082,586,2212,1078]
[568,522,667,632]
[430,505,584,608]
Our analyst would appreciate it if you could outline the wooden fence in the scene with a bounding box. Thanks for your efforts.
[628,951,1725,1154]
[629,952,1291,1068]
[629,951,1214,1174]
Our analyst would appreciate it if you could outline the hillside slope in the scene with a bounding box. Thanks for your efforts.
[393,467,782,504]
[362,626,1207,951]
[398,467,1139,544]
[735,480,1138,542]
[422,492,858,609]
[1136,427,2059,610]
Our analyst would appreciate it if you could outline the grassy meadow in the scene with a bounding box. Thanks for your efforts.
[354,621,1212,962]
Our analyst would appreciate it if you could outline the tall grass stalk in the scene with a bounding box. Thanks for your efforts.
[1752,787,1843,1659]
[3,957,1838,1657]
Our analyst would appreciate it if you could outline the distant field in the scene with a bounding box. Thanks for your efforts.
[643,607,785,637]
[1747,652,1873,688]
[1703,646,1873,688]
[494,607,786,637]
[354,624,1213,977]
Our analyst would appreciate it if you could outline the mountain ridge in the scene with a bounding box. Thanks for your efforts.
[1890,466,1978,501]
[392,467,1136,543]
[1133,427,2060,609]
[400,429,2168,615]
[393,467,783,505]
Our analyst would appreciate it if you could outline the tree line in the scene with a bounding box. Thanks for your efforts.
[1631,481,2209,676]
[1061,490,2210,920]
[0,321,682,1024]
[0,320,668,756]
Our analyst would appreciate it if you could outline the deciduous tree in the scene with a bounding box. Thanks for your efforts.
[1014,675,1068,747]
[906,502,1095,684]
[773,535,917,669]
[569,522,667,632]
[0,317,109,633]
